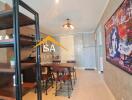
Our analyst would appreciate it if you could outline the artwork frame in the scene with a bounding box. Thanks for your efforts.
[104,0,132,74]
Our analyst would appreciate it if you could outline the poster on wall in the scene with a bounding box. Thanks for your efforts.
[104,0,132,74]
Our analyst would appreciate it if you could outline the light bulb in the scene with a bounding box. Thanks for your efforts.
[64,25,68,29]
[70,25,74,30]
[56,0,59,4]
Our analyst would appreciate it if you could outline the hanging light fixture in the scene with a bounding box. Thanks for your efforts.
[63,18,74,30]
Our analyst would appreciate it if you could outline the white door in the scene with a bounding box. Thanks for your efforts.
[83,46,96,69]
[74,33,96,69]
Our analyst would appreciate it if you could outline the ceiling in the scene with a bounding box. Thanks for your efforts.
[1,0,109,36]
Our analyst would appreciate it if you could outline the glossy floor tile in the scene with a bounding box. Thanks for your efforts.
[23,69,115,100]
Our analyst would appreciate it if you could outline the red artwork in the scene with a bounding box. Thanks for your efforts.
[105,0,132,74]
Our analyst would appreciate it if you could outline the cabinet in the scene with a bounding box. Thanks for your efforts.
[0,0,42,100]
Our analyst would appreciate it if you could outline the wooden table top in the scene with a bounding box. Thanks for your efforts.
[41,63,75,68]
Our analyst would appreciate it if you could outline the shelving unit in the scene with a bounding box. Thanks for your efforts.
[0,0,42,100]
[0,82,36,100]
[0,63,36,73]
[0,11,35,30]
[0,37,35,48]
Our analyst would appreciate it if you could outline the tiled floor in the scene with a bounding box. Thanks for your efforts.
[23,70,116,100]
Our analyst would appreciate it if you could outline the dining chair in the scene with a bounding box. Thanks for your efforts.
[52,66,73,98]
[51,60,61,80]
[52,60,61,64]
[67,60,77,84]
[41,67,54,95]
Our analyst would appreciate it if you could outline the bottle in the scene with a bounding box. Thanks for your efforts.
[0,36,2,40]
[21,74,23,84]
[13,74,24,86]
[5,35,9,39]
[13,75,16,86]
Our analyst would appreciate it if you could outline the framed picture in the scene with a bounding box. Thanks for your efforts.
[104,0,132,74]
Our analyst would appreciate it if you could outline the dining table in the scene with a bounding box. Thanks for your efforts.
[41,63,75,69]
[41,63,75,74]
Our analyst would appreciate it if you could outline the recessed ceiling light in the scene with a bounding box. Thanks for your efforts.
[55,0,59,4]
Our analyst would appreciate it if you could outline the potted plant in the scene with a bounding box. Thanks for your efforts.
[10,56,15,68]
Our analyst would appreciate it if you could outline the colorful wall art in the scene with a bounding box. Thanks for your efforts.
[104,0,132,74]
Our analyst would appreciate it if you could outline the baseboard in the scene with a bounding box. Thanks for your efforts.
[98,71,104,74]
[85,68,95,70]
[75,67,96,70]
[75,67,85,69]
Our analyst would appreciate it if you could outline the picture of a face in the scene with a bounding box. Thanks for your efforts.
[112,28,118,51]
[109,27,119,57]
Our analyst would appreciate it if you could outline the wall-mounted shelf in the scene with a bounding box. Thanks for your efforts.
[0,39,14,47]
[0,63,36,73]
[0,10,35,30]
[0,82,36,100]
[0,38,35,47]
[20,34,35,40]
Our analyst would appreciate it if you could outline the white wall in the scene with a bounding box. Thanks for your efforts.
[95,26,104,72]
[0,1,7,63]
[53,36,60,56]
[60,35,75,63]
[59,33,96,68]
[95,0,132,100]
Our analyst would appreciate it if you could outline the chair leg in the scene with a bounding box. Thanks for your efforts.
[70,78,73,90]
[52,73,55,81]
[55,81,58,96]
[68,80,70,98]
[42,80,45,87]
[69,74,73,90]
[51,78,54,88]
[45,80,48,95]
[72,71,75,85]
[60,81,63,89]
[74,70,77,84]
[34,87,37,93]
